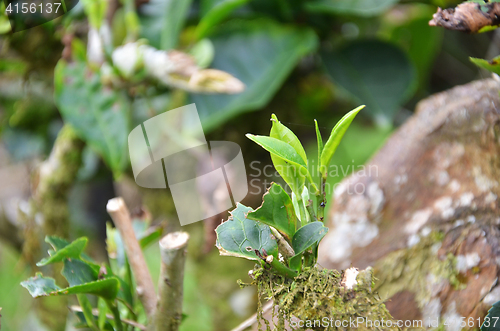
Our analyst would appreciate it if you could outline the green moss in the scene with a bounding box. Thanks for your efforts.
[374,232,462,309]
[242,266,398,330]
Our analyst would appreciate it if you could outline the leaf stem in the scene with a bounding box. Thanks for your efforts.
[106,300,124,331]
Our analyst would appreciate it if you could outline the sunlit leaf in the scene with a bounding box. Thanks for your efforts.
[320,106,364,177]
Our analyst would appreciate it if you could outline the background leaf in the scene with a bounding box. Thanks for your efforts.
[196,0,249,40]
[321,40,416,126]
[305,0,398,17]
[54,61,131,176]
[138,0,192,50]
[190,19,318,131]
[247,183,298,240]
[216,203,278,260]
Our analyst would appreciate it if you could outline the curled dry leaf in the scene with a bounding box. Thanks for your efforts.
[429,2,500,33]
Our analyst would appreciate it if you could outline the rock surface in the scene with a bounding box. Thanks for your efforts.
[319,78,500,327]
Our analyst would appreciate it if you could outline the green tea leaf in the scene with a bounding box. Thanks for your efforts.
[246,135,308,175]
[37,237,88,267]
[216,203,278,261]
[291,222,328,257]
[54,60,131,176]
[315,119,323,167]
[270,114,307,163]
[269,114,307,194]
[247,183,298,240]
[190,19,318,131]
[470,56,500,76]
[320,106,364,177]
[305,0,397,17]
[322,40,416,126]
[196,0,249,40]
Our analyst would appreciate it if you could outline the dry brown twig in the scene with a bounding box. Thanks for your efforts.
[429,2,500,33]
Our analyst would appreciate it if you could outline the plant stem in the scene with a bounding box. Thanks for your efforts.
[317,176,327,222]
[269,257,298,279]
[153,232,189,331]
[106,300,124,331]
[106,197,157,318]
[305,199,317,222]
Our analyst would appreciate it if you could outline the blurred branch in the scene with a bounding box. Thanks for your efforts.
[35,124,85,238]
[153,232,189,331]
[429,2,500,33]
[106,197,157,318]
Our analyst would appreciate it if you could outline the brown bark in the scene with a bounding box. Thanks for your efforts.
[319,78,500,327]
